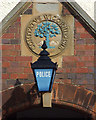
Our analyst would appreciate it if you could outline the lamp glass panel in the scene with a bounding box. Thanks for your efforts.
[50,70,56,91]
[34,69,53,91]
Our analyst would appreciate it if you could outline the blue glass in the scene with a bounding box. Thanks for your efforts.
[34,69,53,91]
[50,70,56,91]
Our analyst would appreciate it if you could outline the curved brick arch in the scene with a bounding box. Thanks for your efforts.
[2,83,96,119]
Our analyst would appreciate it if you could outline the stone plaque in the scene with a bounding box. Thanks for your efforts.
[25,14,68,57]
[21,2,74,67]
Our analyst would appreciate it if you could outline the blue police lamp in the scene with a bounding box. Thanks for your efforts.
[31,41,57,92]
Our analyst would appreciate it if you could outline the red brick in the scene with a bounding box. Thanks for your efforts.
[63,62,76,68]
[76,28,85,33]
[2,33,14,39]
[75,45,94,50]
[74,50,76,55]
[15,34,20,39]
[2,51,10,56]
[10,73,18,79]
[76,51,85,56]
[24,68,32,73]
[2,74,9,79]
[85,51,94,56]
[19,27,21,34]
[94,62,96,67]
[0,45,2,50]
[76,62,85,67]
[15,56,32,61]
[88,68,94,73]
[2,62,10,67]
[75,34,80,39]
[28,74,33,80]
[81,56,94,61]
[2,45,15,50]
[15,45,21,50]
[85,45,94,50]
[80,33,93,38]
[2,50,20,56]
[85,39,95,44]
[2,56,15,61]
[15,22,21,27]
[63,56,80,62]
[56,68,65,73]
[65,68,71,73]
[75,21,83,27]
[8,67,24,73]
[7,27,18,33]
[27,62,32,67]
[10,62,19,67]
[19,74,28,79]
[64,9,70,14]
[71,68,89,73]
[16,17,21,22]
[19,62,30,67]
[82,80,88,84]
[64,79,71,84]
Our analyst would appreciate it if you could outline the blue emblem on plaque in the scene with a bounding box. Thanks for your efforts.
[25,14,68,57]
[34,21,60,48]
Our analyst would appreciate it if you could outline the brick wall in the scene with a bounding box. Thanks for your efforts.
[2,4,33,89]
[55,6,95,91]
[2,4,95,91]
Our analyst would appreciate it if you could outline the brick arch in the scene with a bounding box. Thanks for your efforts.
[2,83,96,119]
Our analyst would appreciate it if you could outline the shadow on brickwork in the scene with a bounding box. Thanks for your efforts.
[2,84,93,120]
[2,84,38,120]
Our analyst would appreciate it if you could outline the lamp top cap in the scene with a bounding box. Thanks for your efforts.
[41,41,47,50]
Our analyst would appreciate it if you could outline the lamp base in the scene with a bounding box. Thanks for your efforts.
[42,92,52,107]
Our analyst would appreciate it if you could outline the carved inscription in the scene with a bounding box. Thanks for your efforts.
[25,14,68,57]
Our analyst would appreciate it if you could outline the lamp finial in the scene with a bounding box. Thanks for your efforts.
[41,41,47,50]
